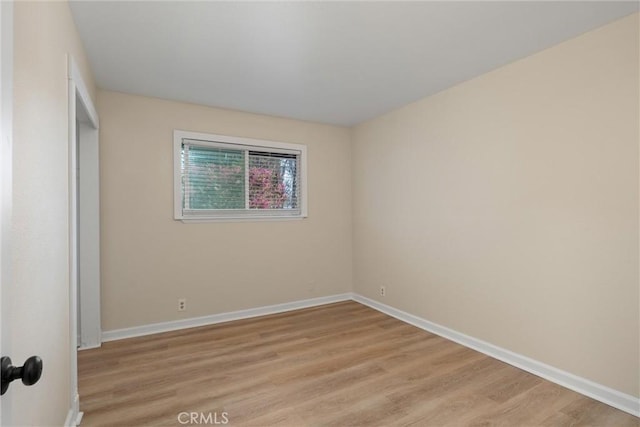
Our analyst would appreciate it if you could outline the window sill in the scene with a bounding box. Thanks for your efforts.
[178,216,306,224]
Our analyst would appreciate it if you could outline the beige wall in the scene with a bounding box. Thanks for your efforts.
[352,13,639,397]
[12,1,95,424]
[98,91,352,331]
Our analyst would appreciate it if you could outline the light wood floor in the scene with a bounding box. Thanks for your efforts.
[78,301,639,426]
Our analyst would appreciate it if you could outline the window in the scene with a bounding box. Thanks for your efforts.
[174,130,307,221]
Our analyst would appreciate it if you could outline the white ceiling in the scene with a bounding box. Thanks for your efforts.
[69,1,638,127]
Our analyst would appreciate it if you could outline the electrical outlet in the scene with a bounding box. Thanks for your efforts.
[380,286,386,297]
[178,298,187,311]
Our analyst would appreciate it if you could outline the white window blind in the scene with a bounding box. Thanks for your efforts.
[174,131,307,221]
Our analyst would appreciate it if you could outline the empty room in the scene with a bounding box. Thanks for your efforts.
[1,1,639,426]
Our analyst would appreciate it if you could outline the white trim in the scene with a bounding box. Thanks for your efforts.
[67,55,100,427]
[180,216,305,224]
[102,293,352,342]
[175,130,304,153]
[68,56,102,352]
[352,294,640,418]
[67,69,79,427]
[63,410,73,427]
[68,59,98,129]
[63,393,82,427]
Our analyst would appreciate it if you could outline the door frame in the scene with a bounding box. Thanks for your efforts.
[70,57,101,351]
[67,55,99,426]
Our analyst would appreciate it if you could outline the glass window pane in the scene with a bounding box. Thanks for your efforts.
[184,146,245,209]
[248,151,298,210]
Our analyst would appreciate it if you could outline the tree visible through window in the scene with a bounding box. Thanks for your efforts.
[248,151,297,209]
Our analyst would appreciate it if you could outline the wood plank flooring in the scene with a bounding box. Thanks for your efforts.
[78,301,639,426]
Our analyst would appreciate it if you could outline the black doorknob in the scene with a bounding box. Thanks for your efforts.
[1,356,43,396]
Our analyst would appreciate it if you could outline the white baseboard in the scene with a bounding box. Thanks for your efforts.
[64,393,83,427]
[352,294,640,418]
[78,343,101,351]
[102,293,352,342]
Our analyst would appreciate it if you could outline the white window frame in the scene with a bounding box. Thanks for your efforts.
[174,130,308,222]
